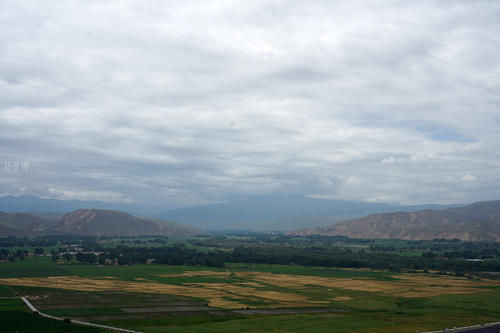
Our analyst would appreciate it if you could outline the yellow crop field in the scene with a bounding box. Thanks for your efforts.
[1,269,499,311]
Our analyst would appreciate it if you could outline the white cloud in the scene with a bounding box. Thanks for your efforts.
[381,156,396,164]
[0,0,499,206]
[47,187,135,203]
[461,174,477,182]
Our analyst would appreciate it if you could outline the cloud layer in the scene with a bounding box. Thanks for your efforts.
[1,0,500,207]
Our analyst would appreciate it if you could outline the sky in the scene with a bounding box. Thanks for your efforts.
[1,0,500,208]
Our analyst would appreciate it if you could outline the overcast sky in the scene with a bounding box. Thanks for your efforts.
[1,0,499,208]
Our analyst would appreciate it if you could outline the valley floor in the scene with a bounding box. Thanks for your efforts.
[1,258,500,332]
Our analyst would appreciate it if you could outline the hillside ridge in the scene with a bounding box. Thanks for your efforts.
[292,200,500,241]
[0,209,199,237]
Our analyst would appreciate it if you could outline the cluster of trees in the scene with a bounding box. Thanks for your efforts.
[229,245,500,272]
[0,236,57,247]
[63,242,500,273]
[443,248,500,259]
[0,248,29,261]
[73,245,226,267]
[189,234,372,249]
[51,251,73,263]
[0,246,45,262]
[2,234,500,274]
[116,238,168,245]
[187,234,500,272]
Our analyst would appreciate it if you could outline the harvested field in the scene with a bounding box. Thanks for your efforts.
[207,297,247,308]
[187,283,308,302]
[156,271,231,278]
[0,275,308,309]
[0,276,245,308]
[96,276,117,279]
[1,270,498,313]
[234,272,500,298]
[133,278,151,281]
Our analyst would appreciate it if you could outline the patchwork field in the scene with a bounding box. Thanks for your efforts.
[2,269,499,309]
[2,258,500,332]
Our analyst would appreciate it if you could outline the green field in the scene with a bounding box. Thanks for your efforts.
[0,298,103,332]
[1,256,500,332]
[0,256,395,280]
[0,257,72,278]
[0,284,15,297]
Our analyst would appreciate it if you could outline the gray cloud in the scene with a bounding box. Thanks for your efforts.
[1,0,500,207]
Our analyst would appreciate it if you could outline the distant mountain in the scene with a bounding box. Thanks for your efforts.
[138,217,200,238]
[0,194,464,233]
[236,216,346,232]
[27,211,66,220]
[0,221,33,236]
[292,201,500,241]
[0,195,165,216]
[0,209,200,237]
[155,195,456,231]
[0,211,47,231]
[50,209,163,236]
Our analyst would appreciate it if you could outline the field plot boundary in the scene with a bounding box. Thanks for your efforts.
[20,296,141,333]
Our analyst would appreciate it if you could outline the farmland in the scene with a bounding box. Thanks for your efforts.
[0,298,102,332]
[1,235,500,332]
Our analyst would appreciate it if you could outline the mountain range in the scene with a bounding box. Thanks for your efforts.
[0,209,199,237]
[1,198,500,241]
[0,194,459,231]
[154,195,457,231]
[0,195,166,216]
[293,201,500,241]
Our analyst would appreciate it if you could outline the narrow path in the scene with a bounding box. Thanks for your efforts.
[20,297,142,333]
[6,285,17,296]
[421,321,500,333]
[0,286,18,299]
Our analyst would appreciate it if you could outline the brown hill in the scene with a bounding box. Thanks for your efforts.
[0,211,47,236]
[0,223,31,237]
[0,211,47,229]
[0,209,200,237]
[293,201,500,241]
[50,209,199,237]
